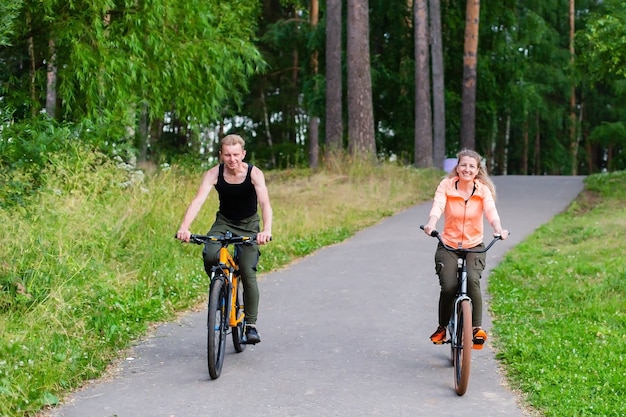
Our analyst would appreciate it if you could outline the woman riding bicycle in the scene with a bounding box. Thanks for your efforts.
[422,149,508,349]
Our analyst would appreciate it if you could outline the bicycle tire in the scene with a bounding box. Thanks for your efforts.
[453,300,473,396]
[231,274,247,353]
[207,276,228,380]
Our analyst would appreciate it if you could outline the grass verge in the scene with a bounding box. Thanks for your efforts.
[0,149,442,417]
[489,171,626,416]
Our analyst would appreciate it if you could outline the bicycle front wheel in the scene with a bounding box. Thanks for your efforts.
[231,275,247,353]
[207,276,228,380]
[452,299,473,396]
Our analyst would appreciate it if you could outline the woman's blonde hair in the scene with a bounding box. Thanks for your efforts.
[447,148,496,199]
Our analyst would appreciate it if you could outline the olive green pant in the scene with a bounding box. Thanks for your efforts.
[434,242,486,327]
[202,212,261,324]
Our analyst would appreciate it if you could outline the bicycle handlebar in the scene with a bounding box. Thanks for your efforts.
[189,234,256,246]
[175,231,271,246]
[419,225,504,253]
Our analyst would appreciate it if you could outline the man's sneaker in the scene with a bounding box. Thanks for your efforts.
[472,327,487,350]
[245,324,261,344]
[430,325,447,344]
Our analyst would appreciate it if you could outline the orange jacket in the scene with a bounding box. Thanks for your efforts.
[428,177,500,248]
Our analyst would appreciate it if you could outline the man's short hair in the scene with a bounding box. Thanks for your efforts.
[221,134,245,149]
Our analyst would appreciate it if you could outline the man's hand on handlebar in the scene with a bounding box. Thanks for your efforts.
[256,231,272,245]
[176,230,191,243]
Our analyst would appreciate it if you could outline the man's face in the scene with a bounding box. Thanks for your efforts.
[220,144,246,169]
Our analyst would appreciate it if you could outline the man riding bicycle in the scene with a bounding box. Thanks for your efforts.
[176,134,273,344]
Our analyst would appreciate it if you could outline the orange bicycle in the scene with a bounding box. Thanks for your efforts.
[186,231,258,379]
[421,225,503,395]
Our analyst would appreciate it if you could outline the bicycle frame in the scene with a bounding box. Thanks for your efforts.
[198,232,253,329]
[211,243,244,329]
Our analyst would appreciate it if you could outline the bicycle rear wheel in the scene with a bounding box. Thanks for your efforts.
[452,300,473,396]
[207,276,228,379]
[231,275,247,352]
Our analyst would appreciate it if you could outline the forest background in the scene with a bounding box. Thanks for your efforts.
[2,0,626,194]
[1,1,626,416]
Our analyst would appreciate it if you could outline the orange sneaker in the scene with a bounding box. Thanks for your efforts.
[472,328,487,350]
[430,325,447,344]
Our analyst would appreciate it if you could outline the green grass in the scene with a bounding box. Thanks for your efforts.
[0,148,442,417]
[489,171,626,417]
[2,145,625,417]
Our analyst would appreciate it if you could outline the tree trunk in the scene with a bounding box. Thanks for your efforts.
[487,112,496,172]
[347,0,376,160]
[568,0,578,175]
[503,113,510,175]
[309,0,320,170]
[45,38,58,118]
[534,113,541,175]
[460,0,480,151]
[522,116,529,175]
[137,102,149,163]
[291,47,299,145]
[414,0,433,168]
[260,91,277,167]
[309,0,320,169]
[26,12,37,117]
[325,0,343,159]
[429,0,446,169]
[149,118,163,161]
[495,114,506,174]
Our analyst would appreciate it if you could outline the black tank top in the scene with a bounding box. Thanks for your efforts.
[215,163,257,221]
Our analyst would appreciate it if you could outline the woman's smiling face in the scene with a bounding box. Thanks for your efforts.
[456,155,479,181]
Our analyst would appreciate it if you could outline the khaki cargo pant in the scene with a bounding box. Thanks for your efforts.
[202,212,261,324]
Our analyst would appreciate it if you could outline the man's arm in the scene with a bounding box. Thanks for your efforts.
[251,166,273,245]
[176,166,219,242]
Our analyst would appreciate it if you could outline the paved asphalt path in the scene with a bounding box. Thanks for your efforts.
[47,176,585,417]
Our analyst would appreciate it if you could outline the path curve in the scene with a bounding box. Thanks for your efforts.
[46,176,585,417]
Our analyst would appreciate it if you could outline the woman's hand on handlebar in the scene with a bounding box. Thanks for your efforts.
[420,224,438,237]
[495,229,509,240]
[422,224,437,237]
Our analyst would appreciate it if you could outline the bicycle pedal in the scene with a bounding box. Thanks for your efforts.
[472,339,485,350]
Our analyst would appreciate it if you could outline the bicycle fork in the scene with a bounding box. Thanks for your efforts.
[210,267,245,332]
[209,271,231,333]
[448,258,472,347]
